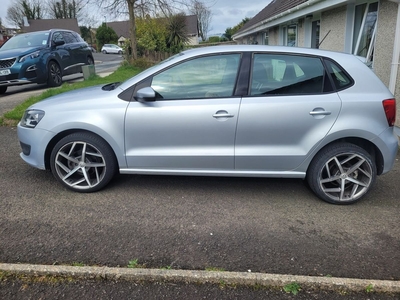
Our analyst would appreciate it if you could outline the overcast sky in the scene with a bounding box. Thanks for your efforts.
[0,0,269,36]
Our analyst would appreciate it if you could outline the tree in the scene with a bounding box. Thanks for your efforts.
[224,17,250,41]
[95,22,118,49]
[7,0,44,28]
[48,0,85,19]
[189,0,211,42]
[167,13,189,53]
[95,0,186,61]
[136,16,168,54]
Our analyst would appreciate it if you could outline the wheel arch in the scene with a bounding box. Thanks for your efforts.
[307,137,384,175]
[44,129,119,171]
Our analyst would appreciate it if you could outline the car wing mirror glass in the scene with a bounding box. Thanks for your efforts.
[53,40,65,47]
[135,87,156,102]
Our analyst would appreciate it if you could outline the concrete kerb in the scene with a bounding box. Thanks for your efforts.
[1,263,399,293]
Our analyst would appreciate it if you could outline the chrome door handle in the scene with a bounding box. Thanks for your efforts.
[309,111,331,116]
[213,113,234,118]
[213,110,234,118]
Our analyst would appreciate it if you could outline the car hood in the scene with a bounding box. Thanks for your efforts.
[31,84,122,110]
[0,46,45,58]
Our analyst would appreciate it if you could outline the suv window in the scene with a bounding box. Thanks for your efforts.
[52,32,64,44]
[151,54,241,100]
[62,32,78,44]
[250,54,325,95]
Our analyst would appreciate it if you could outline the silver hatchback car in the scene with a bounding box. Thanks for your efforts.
[17,45,398,204]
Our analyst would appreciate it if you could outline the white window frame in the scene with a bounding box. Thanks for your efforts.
[353,1,378,63]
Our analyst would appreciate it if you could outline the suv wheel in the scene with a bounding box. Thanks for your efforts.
[307,143,376,204]
[47,61,62,87]
[0,86,7,94]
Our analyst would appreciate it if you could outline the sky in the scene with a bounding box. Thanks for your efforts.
[0,0,269,36]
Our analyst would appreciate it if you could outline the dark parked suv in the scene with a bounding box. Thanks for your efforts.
[0,29,94,94]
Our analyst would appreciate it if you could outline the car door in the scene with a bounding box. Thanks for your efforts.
[124,53,242,171]
[51,31,71,71]
[235,53,342,172]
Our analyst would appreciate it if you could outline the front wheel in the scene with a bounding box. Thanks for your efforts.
[50,132,117,192]
[0,86,7,95]
[307,143,376,204]
[47,61,62,87]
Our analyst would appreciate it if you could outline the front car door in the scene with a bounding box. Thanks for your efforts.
[235,53,342,172]
[124,53,242,172]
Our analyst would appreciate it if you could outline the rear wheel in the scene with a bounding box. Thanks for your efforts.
[0,86,7,94]
[307,143,376,204]
[87,56,94,65]
[50,132,117,192]
[47,61,62,87]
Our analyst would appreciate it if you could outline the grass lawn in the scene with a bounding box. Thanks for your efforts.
[1,64,142,126]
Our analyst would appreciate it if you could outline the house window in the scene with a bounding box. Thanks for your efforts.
[311,21,320,49]
[353,2,378,62]
[265,30,269,45]
[286,25,297,47]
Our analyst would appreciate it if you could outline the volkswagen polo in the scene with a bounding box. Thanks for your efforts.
[17,45,398,204]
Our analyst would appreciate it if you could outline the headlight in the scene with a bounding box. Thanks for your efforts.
[19,51,41,63]
[20,109,45,128]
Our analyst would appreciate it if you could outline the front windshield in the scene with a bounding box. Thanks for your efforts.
[1,32,50,51]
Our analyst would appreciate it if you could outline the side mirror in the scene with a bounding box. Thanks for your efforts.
[53,40,65,47]
[135,87,156,102]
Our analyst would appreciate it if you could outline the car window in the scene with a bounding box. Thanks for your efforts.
[52,32,65,44]
[1,32,49,50]
[62,32,78,44]
[151,54,241,100]
[250,54,325,96]
[324,59,353,90]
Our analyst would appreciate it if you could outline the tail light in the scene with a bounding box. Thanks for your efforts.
[382,99,396,127]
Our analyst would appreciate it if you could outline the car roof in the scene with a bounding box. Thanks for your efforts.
[180,45,356,59]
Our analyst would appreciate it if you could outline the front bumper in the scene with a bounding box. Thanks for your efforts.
[17,123,55,170]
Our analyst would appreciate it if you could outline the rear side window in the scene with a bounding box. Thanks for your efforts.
[250,54,326,96]
[324,59,353,90]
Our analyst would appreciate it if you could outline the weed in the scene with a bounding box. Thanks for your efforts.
[366,284,374,293]
[283,282,301,295]
[127,259,145,268]
[71,262,85,267]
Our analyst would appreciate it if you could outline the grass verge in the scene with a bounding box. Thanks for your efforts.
[1,64,142,126]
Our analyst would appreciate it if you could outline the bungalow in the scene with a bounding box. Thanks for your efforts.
[21,18,80,34]
[233,0,400,126]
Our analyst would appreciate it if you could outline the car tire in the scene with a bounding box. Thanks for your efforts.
[47,61,62,87]
[118,50,122,54]
[102,50,107,54]
[0,86,7,94]
[307,143,376,204]
[50,132,118,193]
[87,56,94,65]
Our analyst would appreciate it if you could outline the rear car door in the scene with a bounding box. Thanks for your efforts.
[235,53,342,172]
[124,53,242,171]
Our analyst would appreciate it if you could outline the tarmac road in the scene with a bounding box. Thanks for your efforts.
[0,124,399,282]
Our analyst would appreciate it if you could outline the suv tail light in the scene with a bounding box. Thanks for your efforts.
[382,99,396,127]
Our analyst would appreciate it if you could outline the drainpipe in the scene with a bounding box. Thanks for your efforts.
[389,1,400,95]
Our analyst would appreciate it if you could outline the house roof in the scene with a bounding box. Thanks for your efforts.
[106,21,130,38]
[237,0,308,34]
[22,18,80,34]
[106,15,198,38]
[185,15,198,36]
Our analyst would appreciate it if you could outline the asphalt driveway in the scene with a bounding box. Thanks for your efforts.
[0,125,399,281]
